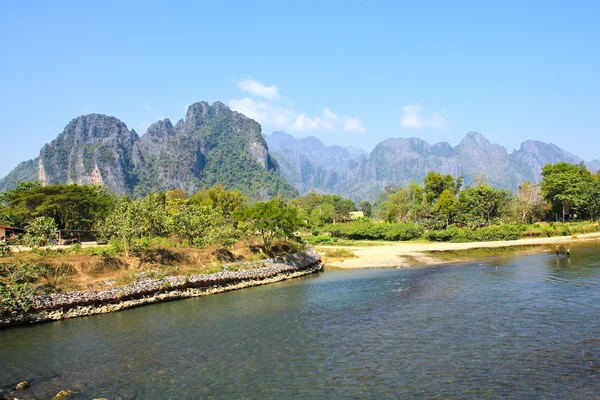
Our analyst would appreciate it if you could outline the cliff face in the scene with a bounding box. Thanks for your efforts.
[265,131,595,201]
[0,102,298,199]
[37,114,139,194]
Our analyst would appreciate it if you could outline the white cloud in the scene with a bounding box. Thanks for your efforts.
[229,97,294,127]
[229,80,365,134]
[343,117,366,133]
[239,79,280,100]
[400,104,448,130]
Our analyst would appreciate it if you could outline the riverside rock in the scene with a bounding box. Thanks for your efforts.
[15,381,29,390]
[0,250,323,328]
[51,390,72,399]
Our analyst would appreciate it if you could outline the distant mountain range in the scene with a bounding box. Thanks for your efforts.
[264,131,600,201]
[0,102,298,199]
[2,103,598,202]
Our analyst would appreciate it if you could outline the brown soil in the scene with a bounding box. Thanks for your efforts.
[0,240,302,292]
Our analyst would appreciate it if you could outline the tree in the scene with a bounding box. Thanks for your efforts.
[435,189,457,227]
[235,200,304,251]
[189,185,247,220]
[0,183,113,229]
[23,217,58,249]
[292,192,355,227]
[140,193,168,238]
[541,162,590,222]
[578,173,600,221]
[424,172,462,204]
[457,184,512,227]
[515,182,544,223]
[358,200,373,217]
[168,205,238,248]
[375,183,429,223]
[98,198,145,257]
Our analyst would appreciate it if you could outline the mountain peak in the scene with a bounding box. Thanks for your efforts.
[460,131,489,146]
[0,101,298,199]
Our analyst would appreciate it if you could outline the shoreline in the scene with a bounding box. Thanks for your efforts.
[319,232,600,268]
[1,250,323,328]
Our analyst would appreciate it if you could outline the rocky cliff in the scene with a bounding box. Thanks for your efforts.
[0,102,298,199]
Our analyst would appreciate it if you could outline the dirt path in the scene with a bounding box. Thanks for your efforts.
[318,232,600,268]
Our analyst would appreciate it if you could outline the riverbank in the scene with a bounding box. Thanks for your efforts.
[0,250,323,328]
[319,232,600,268]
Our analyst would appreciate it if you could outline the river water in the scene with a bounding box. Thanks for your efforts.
[2,243,600,399]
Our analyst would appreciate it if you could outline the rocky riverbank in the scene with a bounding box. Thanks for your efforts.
[1,249,323,328]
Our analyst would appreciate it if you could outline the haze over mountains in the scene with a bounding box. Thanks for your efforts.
[265,131,600,200]
[1,101,599,201]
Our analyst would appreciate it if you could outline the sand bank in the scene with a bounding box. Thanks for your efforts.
[319,232,600,268]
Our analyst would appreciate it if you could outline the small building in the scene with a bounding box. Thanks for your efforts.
[0,225,25,242]
[349,211,365,220]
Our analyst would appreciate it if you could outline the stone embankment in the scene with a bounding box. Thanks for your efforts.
[1,249,323,328]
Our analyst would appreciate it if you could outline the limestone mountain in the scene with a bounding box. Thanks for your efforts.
[264,131,597,201]
[264,131,364,193]
[0,102,298,199]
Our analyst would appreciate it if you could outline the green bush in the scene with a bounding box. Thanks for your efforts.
[426,225,526,242]
[306,235,338,245]
[324,222,423,241]
[0,242,11,257]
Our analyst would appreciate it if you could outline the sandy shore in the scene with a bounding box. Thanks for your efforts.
[319,232,600,268]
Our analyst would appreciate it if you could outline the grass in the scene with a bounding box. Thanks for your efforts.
[315,239,389,247]
[0,239,305,294]
[321,248,358,265]
[422,245,550,263]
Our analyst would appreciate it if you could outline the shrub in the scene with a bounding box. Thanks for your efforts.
[0,242,11,257]
[306,235,338,245]
[426,225,526,242]
[323,248,357,259]
[325,222,423,241]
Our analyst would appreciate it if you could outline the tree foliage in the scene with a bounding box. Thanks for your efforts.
[168,205,238,248]
[22,217,58,249]
[235,199,304,250]
[0,183,113,229]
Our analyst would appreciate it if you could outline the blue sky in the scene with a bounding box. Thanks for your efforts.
[1,0,599,178]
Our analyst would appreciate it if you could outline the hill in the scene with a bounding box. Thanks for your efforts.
[0,102,298,199]
[264,131,596,200]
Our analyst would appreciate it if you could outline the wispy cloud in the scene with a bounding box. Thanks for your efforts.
[238,78,280,100]
[229,79,365,134]
[400,104,448,130]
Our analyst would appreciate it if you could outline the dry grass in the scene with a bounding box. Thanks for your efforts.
[0,239,305,292]
[320,248,357,265]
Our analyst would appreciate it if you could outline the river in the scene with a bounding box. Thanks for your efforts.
[2,243,600,399]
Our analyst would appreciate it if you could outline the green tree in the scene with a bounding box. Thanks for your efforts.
[358,200,373,217]
[140,193,168,237]
[457,184,512,227]
[23,217,58,249]
[168,205,238,248]
[376,183,429,223]
[235,199,304,251]
[435,189,457,227]
[541,162,590,222]
[1,183,113,229]
[98,198,145,256]
[189,184,247,219]
[424,172,463,204]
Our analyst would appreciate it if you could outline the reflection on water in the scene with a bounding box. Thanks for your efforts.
[1,242,600,399]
